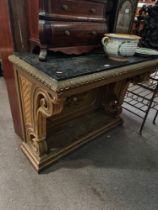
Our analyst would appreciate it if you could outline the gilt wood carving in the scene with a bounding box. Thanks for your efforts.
[18,73,64,163]
[10,55,158,172]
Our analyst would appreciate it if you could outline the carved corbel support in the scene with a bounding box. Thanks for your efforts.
[102,72,153,117]
[18,74,64,158]
[131,71,152,84]
[102,80,130,116]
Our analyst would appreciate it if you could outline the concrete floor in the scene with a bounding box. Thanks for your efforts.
[0,77,158,210]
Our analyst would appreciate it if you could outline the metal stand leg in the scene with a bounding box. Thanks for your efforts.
[139,83,158,135]
[153,110,158,125]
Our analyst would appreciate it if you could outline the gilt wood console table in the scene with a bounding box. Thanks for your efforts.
[9,52,158,172]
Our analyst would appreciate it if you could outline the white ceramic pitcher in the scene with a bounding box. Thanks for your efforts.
[102,34,140,61]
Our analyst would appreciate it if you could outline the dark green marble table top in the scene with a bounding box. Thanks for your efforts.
[15,52,158,81]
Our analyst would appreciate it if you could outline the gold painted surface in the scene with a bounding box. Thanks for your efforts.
[19,74,32,125]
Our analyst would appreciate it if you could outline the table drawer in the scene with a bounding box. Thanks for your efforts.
[39,0,106,22]
[39,21,107,48]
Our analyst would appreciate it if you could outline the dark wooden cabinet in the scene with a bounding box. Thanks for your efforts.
[39,21,107,47]
[38,0,109,60]
[27,0,138,61]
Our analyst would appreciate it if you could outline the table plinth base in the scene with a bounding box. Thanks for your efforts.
[21,113,122,172]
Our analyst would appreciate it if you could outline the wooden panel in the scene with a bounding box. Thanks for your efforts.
[27,0,39,44]
[0,0,25,139]
[2,57,24,138]
[39,0,106,22]
[0,0,13,57]
[8,0,30,51]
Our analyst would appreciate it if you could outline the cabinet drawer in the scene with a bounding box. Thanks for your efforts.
[39,21,107,48]
[39,0,106,22]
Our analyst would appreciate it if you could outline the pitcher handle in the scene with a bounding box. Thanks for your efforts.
[102,37,110,46]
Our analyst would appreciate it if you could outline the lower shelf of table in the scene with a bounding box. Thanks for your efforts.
[21,109,122,172]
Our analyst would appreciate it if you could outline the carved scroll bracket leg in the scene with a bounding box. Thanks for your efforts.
[20,84,64,171]
[131,72,152,84]
[102,80,130,117]
[101,73,152,118]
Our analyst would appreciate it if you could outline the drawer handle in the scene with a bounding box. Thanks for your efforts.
[65,30,71,36]
[90,8,96,14]
[92,31,97,36]
[62,4,69,11]
[73,97,78,102]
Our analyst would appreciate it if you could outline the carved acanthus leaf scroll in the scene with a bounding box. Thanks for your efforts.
[19,74,63,157]
[102,80,130,116]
